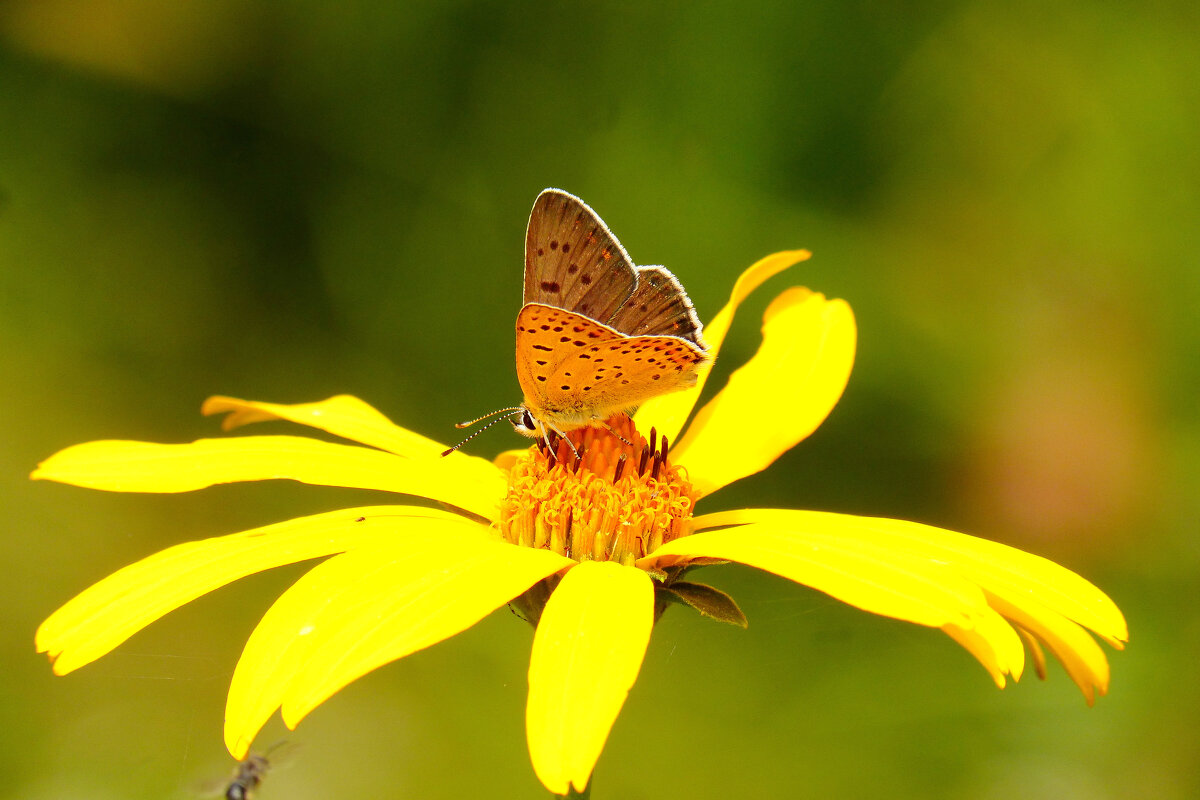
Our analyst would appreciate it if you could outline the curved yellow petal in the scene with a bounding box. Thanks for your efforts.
[1016,625,1049,680]
[987,591,1111,705]
[693,509,1128,646]
[672,289,856,496]
[942,606,1026,689]
[202,395,501,483]
[527,561,654,796]
[634,250,811,443]
[638,526,988,629]
[32,435,505,521]
[225,534,572,757]
[689,508,1124,703]
[36,506,468,676]
[494,447,528,471]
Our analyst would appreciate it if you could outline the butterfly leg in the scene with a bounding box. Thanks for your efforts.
[542,422,580,458]
[593,417,633,446]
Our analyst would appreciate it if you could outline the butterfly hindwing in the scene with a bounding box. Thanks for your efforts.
[608,266,706,348]
[524,189,638,323]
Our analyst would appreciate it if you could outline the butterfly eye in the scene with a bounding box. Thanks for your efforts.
[513,409,536,433]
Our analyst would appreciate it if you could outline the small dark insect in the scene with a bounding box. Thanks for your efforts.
[224,752,270,800]
[221,742,296,800]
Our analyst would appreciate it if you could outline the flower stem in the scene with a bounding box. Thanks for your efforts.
[564,783,592,799]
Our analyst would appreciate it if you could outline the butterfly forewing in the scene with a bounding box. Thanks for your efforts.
[607,266,706,348]
[516,303,707,428]
[524,189,638,323]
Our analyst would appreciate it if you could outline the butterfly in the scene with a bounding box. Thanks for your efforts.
[509,189,710,444]
[444,189,710,455]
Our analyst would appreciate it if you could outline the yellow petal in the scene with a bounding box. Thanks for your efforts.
[672,289,856,496]
[987,591,1111,705]
[32,435,505,521]
[1016,625,1049,680]
[203,395,501,484]
[36,506,466,675]
[634,250,811,443]
[526,561,654,796]
[689,509,1124,703]
[693,509,1128,647]
[493,447,528,471]
[225,535,572,757]
[639,526,988,629]
[942,606,1026,689]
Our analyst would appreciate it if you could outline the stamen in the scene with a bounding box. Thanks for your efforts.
[555,436,573,465]
[648,427,657,458]
[660,434,670,463]
[638,443,651,476]
[613,453,628,482]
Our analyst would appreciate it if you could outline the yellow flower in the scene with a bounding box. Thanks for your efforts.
[33,251,1127,797]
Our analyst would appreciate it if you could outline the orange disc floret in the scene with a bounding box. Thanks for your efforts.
[499,414,698,566]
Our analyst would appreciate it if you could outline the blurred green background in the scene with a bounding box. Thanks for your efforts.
[3,1,1197,797]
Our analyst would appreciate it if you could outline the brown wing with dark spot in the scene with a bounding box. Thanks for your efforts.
[606,266,706,350]
[523,189,637,323]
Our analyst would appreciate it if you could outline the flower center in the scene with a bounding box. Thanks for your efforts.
[499,414,698,566]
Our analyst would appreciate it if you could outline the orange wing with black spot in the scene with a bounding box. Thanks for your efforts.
[515,303,709,431]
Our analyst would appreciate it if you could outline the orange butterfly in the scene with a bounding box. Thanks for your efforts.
[510,189,710,445]
[445,190,710,455]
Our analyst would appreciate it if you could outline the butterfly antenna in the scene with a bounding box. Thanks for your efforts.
[454,407,524,429]
[441,411,523,457]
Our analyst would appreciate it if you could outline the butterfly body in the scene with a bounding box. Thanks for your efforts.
[514,190,710,442]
